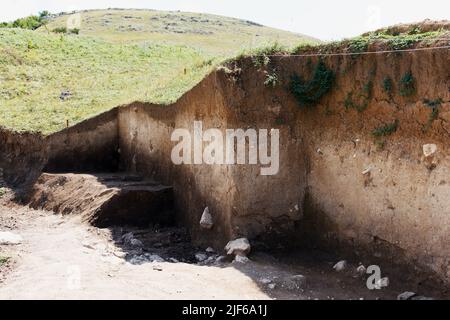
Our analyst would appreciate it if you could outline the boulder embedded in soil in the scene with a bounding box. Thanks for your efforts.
[199,207,214,229]
[225,238,251,256]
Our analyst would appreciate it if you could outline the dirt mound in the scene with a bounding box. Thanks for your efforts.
[28,173,174,227]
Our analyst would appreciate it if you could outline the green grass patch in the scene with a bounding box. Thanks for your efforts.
[290,60,335,107]
[0,28,217,133]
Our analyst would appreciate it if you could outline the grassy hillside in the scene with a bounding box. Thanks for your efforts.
[40,9,318,55]
[0,9,318,134]
[0,28,214,133]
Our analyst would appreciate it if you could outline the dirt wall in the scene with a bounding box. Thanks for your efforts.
[0,127,48,188]
[45,109,119,172]
[117,45,450,283]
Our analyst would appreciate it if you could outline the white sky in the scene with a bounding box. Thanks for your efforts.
[0,0,448,40]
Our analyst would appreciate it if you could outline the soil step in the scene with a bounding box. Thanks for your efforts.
[28,173,174,227]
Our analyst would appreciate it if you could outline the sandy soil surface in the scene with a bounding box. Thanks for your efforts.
[0,194,446,300]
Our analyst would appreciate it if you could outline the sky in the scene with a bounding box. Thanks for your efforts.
[0,0,448,40]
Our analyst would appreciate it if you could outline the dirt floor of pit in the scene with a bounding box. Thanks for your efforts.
[1,191,448,300]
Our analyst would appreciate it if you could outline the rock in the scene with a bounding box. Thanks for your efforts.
[258,277,272,285]
[169,257,179,263]
[423,144,437,158]
[225,238,251,256]
[59,90,71,101]
[268,283,276,290]
[333,260,347,272]
[411,295,434,300]
[195,253,208,262]
[128,255,148,265]
[152,265,163,271]
[233,255,250,264]
[215,255,227,263]
[0,231,23,245]
[145,254,165,263]
[121,232,143,248]
[356,265,366,275]
[397,291,416,300]
[113,251,126,259]
[199,207,213,229]
[375,277,389,289]
[275,274,306,290]
[205,247,215,253]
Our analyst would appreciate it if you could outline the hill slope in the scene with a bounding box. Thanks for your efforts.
[39,9,318,55]
[0,28,214,133]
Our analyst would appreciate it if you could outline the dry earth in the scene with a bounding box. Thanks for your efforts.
[0,188,445,300]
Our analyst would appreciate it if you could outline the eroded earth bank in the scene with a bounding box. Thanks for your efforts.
[0,22,449,299]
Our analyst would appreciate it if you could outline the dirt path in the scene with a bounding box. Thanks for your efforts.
[0,200,446,300]
[0,204,268,300]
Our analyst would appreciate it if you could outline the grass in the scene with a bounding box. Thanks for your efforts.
[0,28,216,133]
[0,256,10,266]
[39,9,317,56]
[0,9,319,134]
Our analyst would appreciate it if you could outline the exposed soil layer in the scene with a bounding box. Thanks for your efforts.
[0,26,449,291]
[27,173,174,228]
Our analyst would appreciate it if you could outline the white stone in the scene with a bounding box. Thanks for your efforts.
[356,265,366,275]
[0,231,22,245]
[333,260,347,272]
[423,144,437,158]
[199,207,214,229]
[205,247,215,253]
[397,291,416,300]
[225,238,251,256]
[195,253,208,262]
[233,255,250,264]
[121,232,143,248]
[259,277,272,285]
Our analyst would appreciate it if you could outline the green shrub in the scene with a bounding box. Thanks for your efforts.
[69,28,80,35]
[399,72,415,96]
[372,120,399,137]
[53,27,68,34]
[264,71,279,87]
[423,98,443,131]
[290,60,334,107]
[382,77,393,96]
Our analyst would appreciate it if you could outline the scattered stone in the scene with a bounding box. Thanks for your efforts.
[362,166,372,175]
[144,254,165,263]
[0,231,23,245]
[152,265,163,271]
[199,207,214,229]
[59,90,71,101]
[233,255,250,264]
[122,232,143,248]
[258,277,272,285]
[205,247,215,253]
[397,291,416,300]
[268,283,276,290]
[169,257,179,263]
[113,251,126,259]
[356,265,366,276]
[375,277,389,289]
[128,255,148,265]
[280,275,306,290]
[202,256,216,265]
[423,144,437,158]
[333,260,347,272]
[225,238,251,256]
[195,253,208,262]
[411,295,434,300]
[215,255,227,263]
